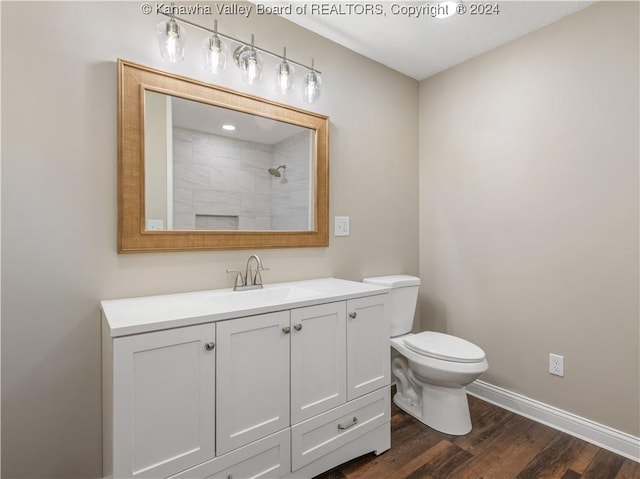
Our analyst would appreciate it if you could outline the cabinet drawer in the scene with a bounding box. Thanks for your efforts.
[291,387,390,471]
[168,429,290,479]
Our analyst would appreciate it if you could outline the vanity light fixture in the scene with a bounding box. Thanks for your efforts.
[202,20,228,74]
[275,47,295,94]
[157,13,185,62]
[237,34,263,85]
[155,10,322,101]
[303,59,321,103]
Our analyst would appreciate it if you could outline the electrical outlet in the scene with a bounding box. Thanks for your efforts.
[146,219,164,230]
[549,353,564,377]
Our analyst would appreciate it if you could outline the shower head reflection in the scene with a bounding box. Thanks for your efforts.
[268,165,287,177]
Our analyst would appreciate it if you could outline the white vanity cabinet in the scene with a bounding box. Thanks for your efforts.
[168,429,291,479]
[104,323,216,479]
[102,278,392,479]
[346,296,391,400]
[216,311,291,455]
[290,302,347,423]
[217,302,347,454]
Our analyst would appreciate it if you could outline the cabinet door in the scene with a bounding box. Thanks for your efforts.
[216,311,290,455]
[112,323,215,479]
[346,295,391,401]
[291,302,346,424]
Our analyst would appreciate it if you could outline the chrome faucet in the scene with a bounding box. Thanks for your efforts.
[226,254,268,291]
[245,254,264,287]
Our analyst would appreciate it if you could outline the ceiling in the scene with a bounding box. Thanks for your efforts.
[168,92,308,144]
[277,1,594,80]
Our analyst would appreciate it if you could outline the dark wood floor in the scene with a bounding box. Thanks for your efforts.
[314,392,639,479]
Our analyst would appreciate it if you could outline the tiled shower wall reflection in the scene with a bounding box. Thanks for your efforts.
[173,127,311,230]
[271,132,312,230]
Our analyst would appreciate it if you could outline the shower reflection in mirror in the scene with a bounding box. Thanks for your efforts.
[144,91,315,232]
[268,165,288,183]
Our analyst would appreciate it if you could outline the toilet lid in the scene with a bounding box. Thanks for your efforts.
[404,332,486,363]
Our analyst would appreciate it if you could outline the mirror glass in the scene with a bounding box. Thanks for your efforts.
[144,91,315,232]
[118,59,328,253]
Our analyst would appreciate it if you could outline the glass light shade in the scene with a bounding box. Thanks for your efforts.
[239,48,263,85]
[303,70,321,103]
[157,18,185,63]
[275,60,295,94]
[202,34,228,73]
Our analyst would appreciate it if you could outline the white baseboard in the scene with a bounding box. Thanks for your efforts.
[467,380,640,463]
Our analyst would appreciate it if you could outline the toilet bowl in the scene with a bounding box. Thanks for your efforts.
[362,275,488,435]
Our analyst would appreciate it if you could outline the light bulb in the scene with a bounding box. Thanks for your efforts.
[303,70,321,103]
[202,34,228,74]
[239,49,263,85]
[235,35,263,85]
[157,18,185,63]
[275,48,295,95]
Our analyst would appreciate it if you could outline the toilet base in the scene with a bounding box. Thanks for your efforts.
[393,383,472,435]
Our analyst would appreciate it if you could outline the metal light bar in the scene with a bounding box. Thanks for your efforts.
[159,11,322,74]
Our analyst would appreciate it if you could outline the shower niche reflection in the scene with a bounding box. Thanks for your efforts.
[144,91,314,232]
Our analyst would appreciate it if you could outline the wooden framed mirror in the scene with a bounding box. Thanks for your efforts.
[118,59,329,253]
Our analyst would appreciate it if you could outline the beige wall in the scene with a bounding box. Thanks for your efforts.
[419,1,639,437]
[0,2,418,477]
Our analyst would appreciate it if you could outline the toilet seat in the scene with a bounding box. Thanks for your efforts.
[404,332,486,363]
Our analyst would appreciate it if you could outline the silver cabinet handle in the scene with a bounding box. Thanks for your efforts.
[349,312,357,319]
[338,416,358,430]
[282,326,291,334]
[205,342,215,351]
[294,323,302,331]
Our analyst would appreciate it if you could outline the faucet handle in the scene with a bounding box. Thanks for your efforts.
[253,265,269,286]
[226,269,245,288]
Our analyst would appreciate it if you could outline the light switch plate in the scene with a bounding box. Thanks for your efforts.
[334,216,350,236]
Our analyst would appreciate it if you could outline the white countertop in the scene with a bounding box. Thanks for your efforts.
[101,278,389,337]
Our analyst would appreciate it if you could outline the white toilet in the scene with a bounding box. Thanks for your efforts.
[362,275,488,435]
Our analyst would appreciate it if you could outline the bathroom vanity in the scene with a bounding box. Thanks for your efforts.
[101,278,391,479]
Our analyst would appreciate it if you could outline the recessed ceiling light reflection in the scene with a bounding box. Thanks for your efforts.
[222,124,236,131]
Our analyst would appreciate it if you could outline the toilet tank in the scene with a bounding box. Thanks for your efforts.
[362,275,421,337]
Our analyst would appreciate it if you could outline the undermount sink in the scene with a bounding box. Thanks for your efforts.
[203,284,324,308]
